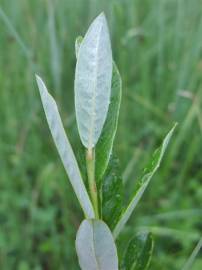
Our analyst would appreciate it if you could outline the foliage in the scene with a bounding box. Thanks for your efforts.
[36,13,175,269]
[122,232,153,270]
[1,0,202,269]
[76,219,118,270]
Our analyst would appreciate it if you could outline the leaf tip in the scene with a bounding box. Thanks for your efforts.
[172,122,178,129]
[168,122,178,137]
[35,74,41,84]
[98,11,106,19]
[94,12,108,27]
[35,74,43,89]
[35,75,48,97]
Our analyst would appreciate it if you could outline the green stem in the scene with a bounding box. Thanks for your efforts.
[86,148,99,219]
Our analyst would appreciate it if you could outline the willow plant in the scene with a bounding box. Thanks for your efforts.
[36,12,176,270]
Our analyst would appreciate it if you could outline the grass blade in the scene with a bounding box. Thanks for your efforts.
[0,7,33,65]
[181,236,202,270]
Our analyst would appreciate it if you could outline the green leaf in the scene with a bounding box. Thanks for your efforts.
[36,75,95,219]
[122,232,153,270]
[113,124,177,239]
[102,156,124,230]
[95,63,122,183]
[75,12,113,149]
[75,219,118,270]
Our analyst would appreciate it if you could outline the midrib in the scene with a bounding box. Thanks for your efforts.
[88,22,103,149]
[92,222,101,270]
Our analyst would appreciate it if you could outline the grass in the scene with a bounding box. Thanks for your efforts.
[0,0,202,269]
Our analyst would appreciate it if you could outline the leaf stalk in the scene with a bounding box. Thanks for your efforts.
[86,148,99,218]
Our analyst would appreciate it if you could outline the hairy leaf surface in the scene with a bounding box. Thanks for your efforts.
[75,13,112,149]
[36,75,95,219]
[113,124,177,238]
[76,219,118,270]
[75,36,122,183]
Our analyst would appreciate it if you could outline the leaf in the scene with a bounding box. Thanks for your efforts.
[75,36,122,183]
[95,63,122,182]
[113,124,177,239]
[75,219,118,270]
[102,156,124,230]
[36,75,95,219]
[122,232,153,270]
[75,35,83,59]
[74,12,113,149]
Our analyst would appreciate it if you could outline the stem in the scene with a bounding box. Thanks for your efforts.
[86,148,99,219]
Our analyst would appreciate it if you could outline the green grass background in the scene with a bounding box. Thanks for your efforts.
[0,0,202,269]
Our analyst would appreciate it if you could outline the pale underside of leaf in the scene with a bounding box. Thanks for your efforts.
[75,13,112,149]
[36,75,95,219]
[75,36,122,182]
[113,124,177,239]
[75,219,118,270]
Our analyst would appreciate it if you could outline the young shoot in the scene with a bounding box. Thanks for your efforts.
[36,12,176,270]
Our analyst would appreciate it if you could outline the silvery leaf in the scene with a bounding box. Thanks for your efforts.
[75,12,113,149]
[76,219,118,270]
[75,36,122,183]
[36,75,95,219]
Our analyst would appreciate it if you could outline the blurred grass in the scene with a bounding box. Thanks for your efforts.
[0,0,202,269]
